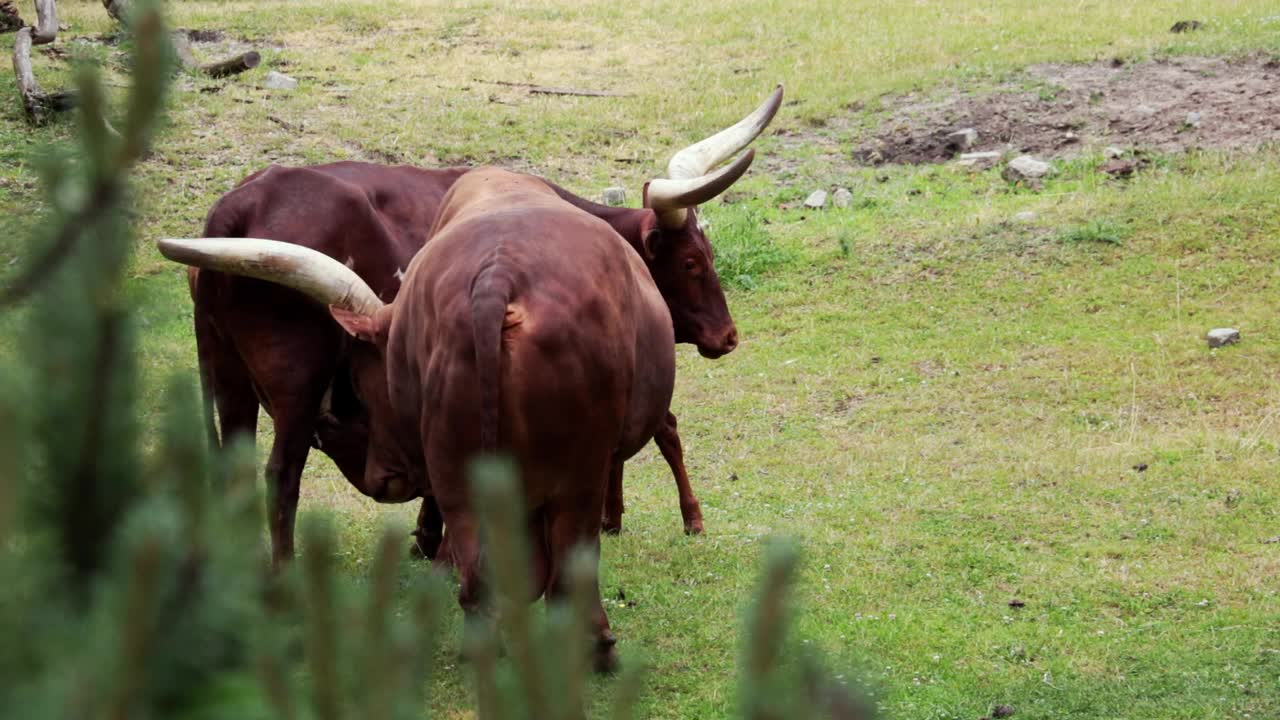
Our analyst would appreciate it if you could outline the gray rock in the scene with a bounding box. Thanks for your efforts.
[803,190,827,209]
[1206,328,1240,348]
[1002,155,1053,182]
[1104,146,1126,158]
[956,151,1002,169]
[1012,211,1037,223]
[1134,104,1156,116]
[1185,111,1203,128]
[946,128,978,150]
[601,186,626,207]
[263,71,298,90]
[832,187,853,208]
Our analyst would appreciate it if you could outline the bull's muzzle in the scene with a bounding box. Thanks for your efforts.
[698,326,738,359]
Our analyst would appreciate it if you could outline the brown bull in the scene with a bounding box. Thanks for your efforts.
[175,86,783,566]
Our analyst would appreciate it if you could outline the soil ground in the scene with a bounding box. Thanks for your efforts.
[848,55,1280,165]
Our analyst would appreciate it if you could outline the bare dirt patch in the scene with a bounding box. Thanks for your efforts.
[850,55,1280,166]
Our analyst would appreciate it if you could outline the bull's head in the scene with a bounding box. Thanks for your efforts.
[638,85,783,359]
[155,238,417,504]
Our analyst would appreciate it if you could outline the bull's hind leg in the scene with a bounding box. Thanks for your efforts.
[601,461,624,535]
[655,411,704,535]
[548,481,617,673]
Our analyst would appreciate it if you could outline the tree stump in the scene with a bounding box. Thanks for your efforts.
[1,1,23,34]
[12,26,76,124]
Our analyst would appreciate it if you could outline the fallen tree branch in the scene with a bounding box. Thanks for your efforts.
[472,78,631,98]
[171,31,261,78]
[32,0,56,44]
[12,26,77,123]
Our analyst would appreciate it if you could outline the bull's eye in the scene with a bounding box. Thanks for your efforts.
[684,257,697,272]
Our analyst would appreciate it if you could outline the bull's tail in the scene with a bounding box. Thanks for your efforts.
[192,185,252,449]
[470,271,512,454]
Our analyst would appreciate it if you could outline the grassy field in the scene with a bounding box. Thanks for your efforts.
[4,1,1280,718]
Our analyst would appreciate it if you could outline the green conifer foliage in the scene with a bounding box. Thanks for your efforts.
[0,3,873,717]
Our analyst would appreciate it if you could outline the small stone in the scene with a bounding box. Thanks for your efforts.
[1100,158,1140,178]
[1206,328,1240,348]
[1008,598,1026,608]
[1012,211,1037,223]
[1104,146,1126,158]
[946,127,978,150]
[832,187,853,208]
[1002,155,1052,183]
[1185,111,1203,128]
[992,705,1015,718]
[803,190,827,209]
[1134,104,1156,117]
[601,186,626,207]
[956,150,1002,169]
[1170,20,1203,33]
[263,71,298,90]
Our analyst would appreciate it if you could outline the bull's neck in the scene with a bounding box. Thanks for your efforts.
[547,183,651,250]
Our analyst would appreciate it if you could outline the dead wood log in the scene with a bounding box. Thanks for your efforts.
[1,1,23,34]
[12,26,76,123]
[201,50,259,78]
[171,31,261,78]
[32,0,56,44]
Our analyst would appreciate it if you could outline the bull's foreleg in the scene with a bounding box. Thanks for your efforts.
[410,496,445,560]
[654,411,704,535]
[601,461,624,535]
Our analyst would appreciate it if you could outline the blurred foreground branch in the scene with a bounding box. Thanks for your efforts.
[0,1,879,716]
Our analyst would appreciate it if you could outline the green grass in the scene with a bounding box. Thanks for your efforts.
[4,1,1280,718]
[1058,219,1130,246]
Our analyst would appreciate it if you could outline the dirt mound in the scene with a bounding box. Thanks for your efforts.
[852,56,1280,166]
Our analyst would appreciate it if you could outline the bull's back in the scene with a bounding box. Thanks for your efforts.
[401,199,645,502]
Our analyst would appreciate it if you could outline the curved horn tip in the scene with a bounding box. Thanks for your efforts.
[663,84,785,181]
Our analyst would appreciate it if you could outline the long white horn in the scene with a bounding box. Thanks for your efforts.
[665,84,783,180]
[645,150,755,227]
[157,238,384,315]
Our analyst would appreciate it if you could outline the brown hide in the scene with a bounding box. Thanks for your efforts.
[339,168,675,671]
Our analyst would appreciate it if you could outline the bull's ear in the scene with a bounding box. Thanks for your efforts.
[329,305,381,345]
[641,227,664,260]
[637,211,664,260]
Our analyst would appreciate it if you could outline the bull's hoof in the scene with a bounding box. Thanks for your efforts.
[682,503,704,535]
[593,632,620,674]
[601,519,622,535]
